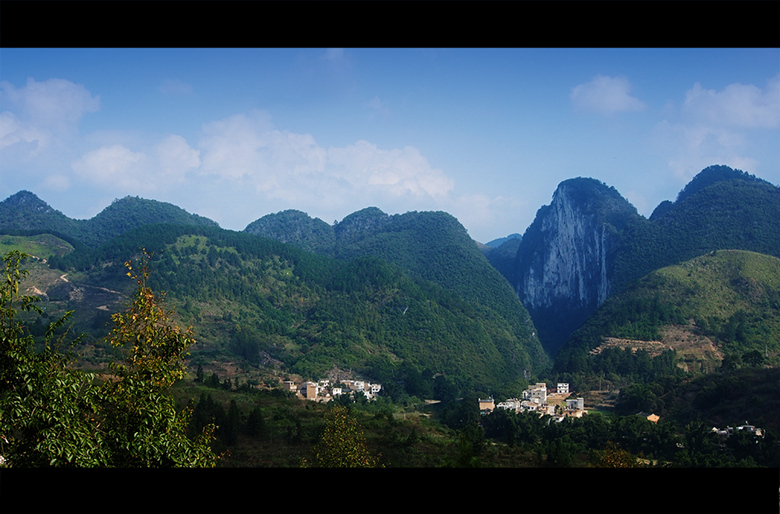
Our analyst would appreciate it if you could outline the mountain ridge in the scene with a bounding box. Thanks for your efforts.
[511,166,780,355]
[0,192,220,249]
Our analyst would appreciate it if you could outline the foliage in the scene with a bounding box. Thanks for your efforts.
[0,251,105,466]
[614,171,780,293]
[302,405,381,467]
[0,250,217,467]
[96,250,218,466]
[44,223,543,394]
[555,250,780,381]
[590,441,643,467]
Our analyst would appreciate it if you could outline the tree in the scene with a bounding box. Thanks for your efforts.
[97,250,218,466]
[0,250,218,467]
[1,251,106,467]
[302,405,381,467]
[590,441,643,468]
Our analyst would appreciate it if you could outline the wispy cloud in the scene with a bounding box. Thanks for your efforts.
[570,75,646,115]
[0,78,99,154]
[681,74,780,129]
[158,79,194,97]
[654,75,779,182]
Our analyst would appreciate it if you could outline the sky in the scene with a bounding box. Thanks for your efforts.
[1,48,778,244]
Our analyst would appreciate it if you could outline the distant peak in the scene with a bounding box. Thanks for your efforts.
[677,165,770,203]
[3,190,52,211]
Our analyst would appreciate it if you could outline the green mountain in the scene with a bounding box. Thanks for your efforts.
[509,166,779,356]
[0,191,219,248]
[244,209,335,255]
[245,207,550,373]
[19,220,547,396]
[613,165,780,293]
[555,250,780,378]
[480,235,522,287]
[0,191,80,237]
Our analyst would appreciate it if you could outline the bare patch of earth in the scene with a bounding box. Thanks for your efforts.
[592,322,723,373]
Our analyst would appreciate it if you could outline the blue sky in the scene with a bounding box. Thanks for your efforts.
[1,48,778,243]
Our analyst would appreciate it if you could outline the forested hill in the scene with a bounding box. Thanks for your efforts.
[0,191,79,237]
[555,250,780,378]
[37,223,547,395]
[505,165,779,356]
[245,207,549,371]
[0,191,218,248]
[613,165,780,293]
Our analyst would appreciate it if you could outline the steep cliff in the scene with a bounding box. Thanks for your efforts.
[515,177,640,355]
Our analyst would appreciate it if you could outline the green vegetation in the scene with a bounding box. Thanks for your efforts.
[555,250,780,384]
[245,207,549,375]
[0,251,217,467]
[614,166,780,293]
[1,164,778,482]
[0,192,217,249]
[0,234,75,260]
[23,222,542,396]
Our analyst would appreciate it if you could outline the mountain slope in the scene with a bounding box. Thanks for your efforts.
[0,191,79,236]
[35,223,547,393]
[244,209,335,255]
[555,250,780,376]
[509,166,779,357]
[0,192,219,248]
[245,207,550,373]
[513,177,641,355]
[614,166,780,293]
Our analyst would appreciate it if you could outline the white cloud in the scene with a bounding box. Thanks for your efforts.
[0,78,99,138]
[197,111,453,204]
[71,144,147,190]
[155,134,200,181]
[158,79,194,96]
[570,75,646,115]
[682,75,780,129]
[652,75,779,184]
[327,140,453,198]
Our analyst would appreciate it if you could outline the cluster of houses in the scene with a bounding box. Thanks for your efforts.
[283,378,382,402]
[711,422,764,438]
[478,382,589,420]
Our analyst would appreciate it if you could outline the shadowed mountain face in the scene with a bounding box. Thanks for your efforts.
[510,166,780,356]
[514,178,640,355]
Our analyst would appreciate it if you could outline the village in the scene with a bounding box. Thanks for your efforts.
[478,382,590,421]
[478,382,766,444]
[283,378,382,402]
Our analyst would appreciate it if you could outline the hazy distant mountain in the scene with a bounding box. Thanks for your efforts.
[485,233,522,248]
[481,235,522,287]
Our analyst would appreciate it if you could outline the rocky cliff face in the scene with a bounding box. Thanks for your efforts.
[515,178,639,354]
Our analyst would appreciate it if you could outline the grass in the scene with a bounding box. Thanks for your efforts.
[0,234,75,260]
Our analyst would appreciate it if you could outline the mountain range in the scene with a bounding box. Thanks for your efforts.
[1,164,778,392]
